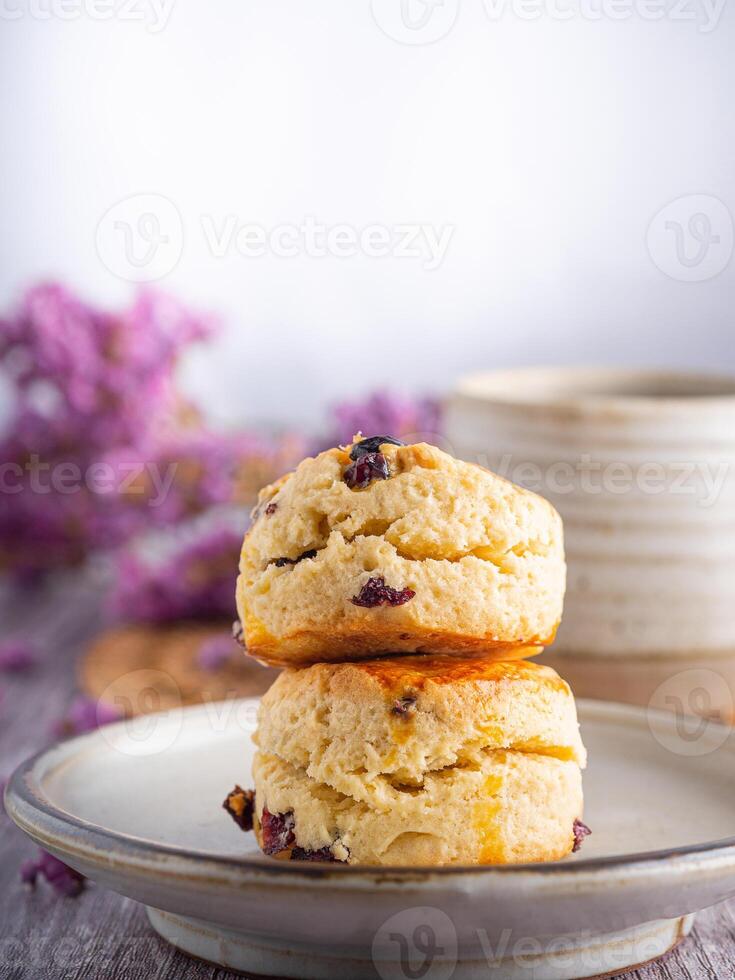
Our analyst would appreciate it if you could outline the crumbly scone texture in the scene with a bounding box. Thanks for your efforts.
[236,439,566,666]
[253,749,583,865]
[251,657,586,865]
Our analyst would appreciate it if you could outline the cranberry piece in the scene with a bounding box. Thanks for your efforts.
[350,435,405,460]
[351,577,416,608]
[392,695,417,716]
[265,502,278,516]
[222,786,255,832]
[291,846,342,863]
[572,819,591,852]
[344,452,390,489]
[260,808,296,855]
[274,549,318,568]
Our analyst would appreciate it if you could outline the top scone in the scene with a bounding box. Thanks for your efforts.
[236,436,565,666]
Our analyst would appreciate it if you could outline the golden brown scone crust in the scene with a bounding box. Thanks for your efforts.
[252,657,586,865]
[237,439,566,666]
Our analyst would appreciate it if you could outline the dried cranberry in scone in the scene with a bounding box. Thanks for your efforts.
[349,435,405,459]
[343,451,390,489]
[222,786,255,831]
[351,576,415,608]
[260,808,296,855]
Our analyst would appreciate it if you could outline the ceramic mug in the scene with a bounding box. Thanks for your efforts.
[446,367,735,714]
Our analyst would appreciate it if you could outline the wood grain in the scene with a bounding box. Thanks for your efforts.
[1,575,733,980]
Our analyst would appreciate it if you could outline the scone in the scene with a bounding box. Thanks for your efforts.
[247,656,587,865]
[236,435,566,666]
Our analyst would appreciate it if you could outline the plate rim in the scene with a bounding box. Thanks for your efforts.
[7,696,735,885]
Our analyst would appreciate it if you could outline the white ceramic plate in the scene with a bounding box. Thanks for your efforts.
[7,699,735,980]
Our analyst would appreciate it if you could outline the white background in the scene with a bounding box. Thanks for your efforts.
[1,0,733,430]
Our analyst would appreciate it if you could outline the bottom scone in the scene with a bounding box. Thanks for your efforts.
[232,656,588,866]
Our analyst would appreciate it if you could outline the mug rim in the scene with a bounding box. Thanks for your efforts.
[455,366,735,412]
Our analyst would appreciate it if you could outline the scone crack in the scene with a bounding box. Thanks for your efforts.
[273,549,318,568]
[256,527,547,580]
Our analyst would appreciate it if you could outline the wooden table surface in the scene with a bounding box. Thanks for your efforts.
[2,573,734,980]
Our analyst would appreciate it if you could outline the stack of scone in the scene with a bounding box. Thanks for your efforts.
[224,436,589,865]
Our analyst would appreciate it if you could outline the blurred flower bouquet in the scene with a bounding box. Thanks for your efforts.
[0,283,302,586]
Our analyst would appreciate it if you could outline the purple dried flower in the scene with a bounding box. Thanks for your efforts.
[572,819,592,852]
[197,633,238,671]
[0,283,214,450]
[0,640,36,673]
[109,525,243,623]
[0,283,218,575]
[327,391,443,450]
[53,696,123,738]
[20,849,85,897]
